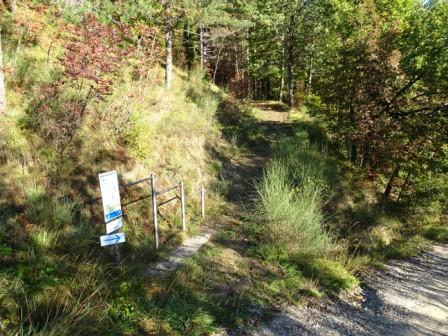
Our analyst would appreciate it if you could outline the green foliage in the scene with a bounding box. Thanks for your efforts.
[254,159,332,258]
[382,235,430,260]
[295,257,359,292]
[423,225,448,243]
[253,127,337,258]
[25,187,75,231]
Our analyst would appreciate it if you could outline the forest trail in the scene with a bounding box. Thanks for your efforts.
[251,244,448,336]
[147,102,291,276]
[220,102,448,336]
[226,101,293,205]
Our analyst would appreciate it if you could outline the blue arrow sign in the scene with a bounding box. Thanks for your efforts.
[100,232,126,247]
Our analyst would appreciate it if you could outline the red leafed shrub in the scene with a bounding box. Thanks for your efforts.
[60,13,124,97]
[24,14,129,164]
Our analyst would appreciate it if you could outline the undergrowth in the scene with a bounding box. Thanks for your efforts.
[249,128,357,293]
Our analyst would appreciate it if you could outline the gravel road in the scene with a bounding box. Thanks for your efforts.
[251,244,447,336]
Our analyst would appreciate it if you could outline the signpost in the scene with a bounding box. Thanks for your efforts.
[99,171,122,222]
[99,170,125,261]
[100,232,126,247]
[95,171,204,254]
[106,217,123,234]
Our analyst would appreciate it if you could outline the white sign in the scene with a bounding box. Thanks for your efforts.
[106,217,123,234]
[100,232,126,247]
[99,171,122,222]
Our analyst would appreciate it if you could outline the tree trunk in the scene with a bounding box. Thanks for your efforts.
[384,165,400,200]
[306,38,315,94]
[262,79,267,99]
[279,43,285,102]
[165,27,173,89]
[253,79,257,99]
[0,29,7,115]
[199,25,205,69]
[183,21,194,74]
[397,171,411,203]
[349,105,357,163]
[164,0,173,89]
[350,143,357,164]
[286,14,296,107]
[246,30,251,98]
[266,79,271,100]
[4,0,17,12]
[212,47,222,84]
[234,41,239,79]
[287,57,294,106]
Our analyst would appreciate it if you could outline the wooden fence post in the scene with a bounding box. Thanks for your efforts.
[201,186,205,219]
[151,174,159,250]
[180,182,186,231]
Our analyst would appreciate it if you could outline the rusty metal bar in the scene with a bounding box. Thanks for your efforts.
[120,176,152,190]
[157,195,179,207]
[156,185,178,196]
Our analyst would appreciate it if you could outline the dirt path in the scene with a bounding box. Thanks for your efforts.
[146,102,290,276]
[225,102,293,204]
[251,244,448,336]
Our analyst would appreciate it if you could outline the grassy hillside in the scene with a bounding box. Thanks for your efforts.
[0,6,237,334]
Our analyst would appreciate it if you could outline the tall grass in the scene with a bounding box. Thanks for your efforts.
[254,133,333,258]
[251,131,361,292]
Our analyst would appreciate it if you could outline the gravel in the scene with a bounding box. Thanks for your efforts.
[243,245,448,336]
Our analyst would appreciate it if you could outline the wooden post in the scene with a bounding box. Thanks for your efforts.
[180,182,186,231]
[151,174,159,250]
[112,244,122,263]
[201,187,205,219]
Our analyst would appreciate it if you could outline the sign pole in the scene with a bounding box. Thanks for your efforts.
[112,244,121,263]
[180,182,186,231]
[151,174,159,250]
[99,170,125,262]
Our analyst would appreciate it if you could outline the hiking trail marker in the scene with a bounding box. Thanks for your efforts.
[94,171,206,252]
[106,217,123,234]
[100,232,126,247]
[99,170,122,222]
[99,170,125,251]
